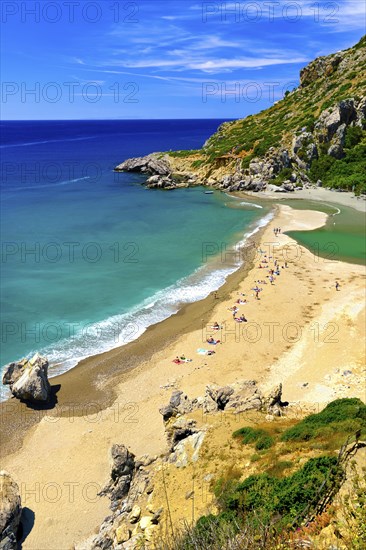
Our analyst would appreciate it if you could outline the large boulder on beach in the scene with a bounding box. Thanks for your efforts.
[0,471,22,550]
[2,353,51,403]
[1,358,28,386]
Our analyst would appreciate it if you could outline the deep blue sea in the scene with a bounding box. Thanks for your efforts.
[0,120,271,399]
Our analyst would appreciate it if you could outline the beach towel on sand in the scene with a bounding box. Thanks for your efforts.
[197,348,215,356]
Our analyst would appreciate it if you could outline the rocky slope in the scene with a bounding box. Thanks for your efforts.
[76,391,366,550]
[115,36,366,194]
[75,381,286,549]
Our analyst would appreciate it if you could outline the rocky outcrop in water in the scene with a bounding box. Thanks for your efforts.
[115,94,365,194]
[0,471,22,550]
[115,39,366,195]
[2,353,51,403]
[115,154,171,176]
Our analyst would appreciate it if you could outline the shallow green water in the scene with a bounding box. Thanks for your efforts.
[282,200,366,265]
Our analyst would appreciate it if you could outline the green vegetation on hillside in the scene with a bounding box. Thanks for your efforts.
[215,456,340,527]
[233,426,274,450]
[310,138,366,194]
[166,398,365,550]
[166,36,366,195]
[281,397,366,443]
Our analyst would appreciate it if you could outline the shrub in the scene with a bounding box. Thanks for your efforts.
[309,155,336,182]
[215,456,341,529]
[345,126,364,148]
[271,167,293,185]
[233,427,274,451]
[281,398,366,442]
[169,149,200,158]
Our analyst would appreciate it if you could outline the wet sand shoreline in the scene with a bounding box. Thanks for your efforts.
[0,231,262,459]
[1,203,364,549]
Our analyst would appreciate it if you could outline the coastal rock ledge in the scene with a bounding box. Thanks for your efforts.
[114,94,365,194]
[0,471,22,550]
[2,353,51,403]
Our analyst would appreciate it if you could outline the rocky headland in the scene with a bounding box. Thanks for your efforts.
[115,37,365,195]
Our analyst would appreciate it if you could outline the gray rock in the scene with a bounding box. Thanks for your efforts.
[165,417,197,451]
[356,96,366,124]
[267,184,282,193]
[169,431,205,467]
[206,385,234,410]
[115,154,171,176]
[292,132,313,155]
[2,359,27,386]
[339,98,357,125]
[159,390,193,422]
[159,405,175,422]
[100,445,136,506]
[328,123,347,159]
[110,445,135,482]
[0,471,22,550]
[4,354,51,403]
[262,383,286,416]
[225,380,263,413]
[306,143,318,162]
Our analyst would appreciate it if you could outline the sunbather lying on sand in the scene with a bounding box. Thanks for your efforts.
[235,314,248,323]
[172,355,192,364]
[180,355,192,362]
[207,337,220,345]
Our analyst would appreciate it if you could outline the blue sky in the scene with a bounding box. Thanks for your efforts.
[1,0,365,119]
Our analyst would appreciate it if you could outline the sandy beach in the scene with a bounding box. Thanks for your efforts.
[1,204,365,550]
[245,187,366,213]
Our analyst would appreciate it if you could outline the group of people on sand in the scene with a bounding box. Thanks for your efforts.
[171,228,343,367]
[171,239,297,365]
[173,354,192,364]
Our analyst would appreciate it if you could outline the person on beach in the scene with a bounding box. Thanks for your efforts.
[240,314,247,322]
[335,281,340,291]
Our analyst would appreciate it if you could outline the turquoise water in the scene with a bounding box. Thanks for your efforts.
[0,121,271,399]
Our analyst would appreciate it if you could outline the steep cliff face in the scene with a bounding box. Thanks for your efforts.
[116,36,366,194]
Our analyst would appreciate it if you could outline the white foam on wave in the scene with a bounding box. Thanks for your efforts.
[224,193,263,209]
[0,135,99,149]
[4,176,91,193]
[239,201,263,209]
[0,209,274,398]
[224,193,240,199]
